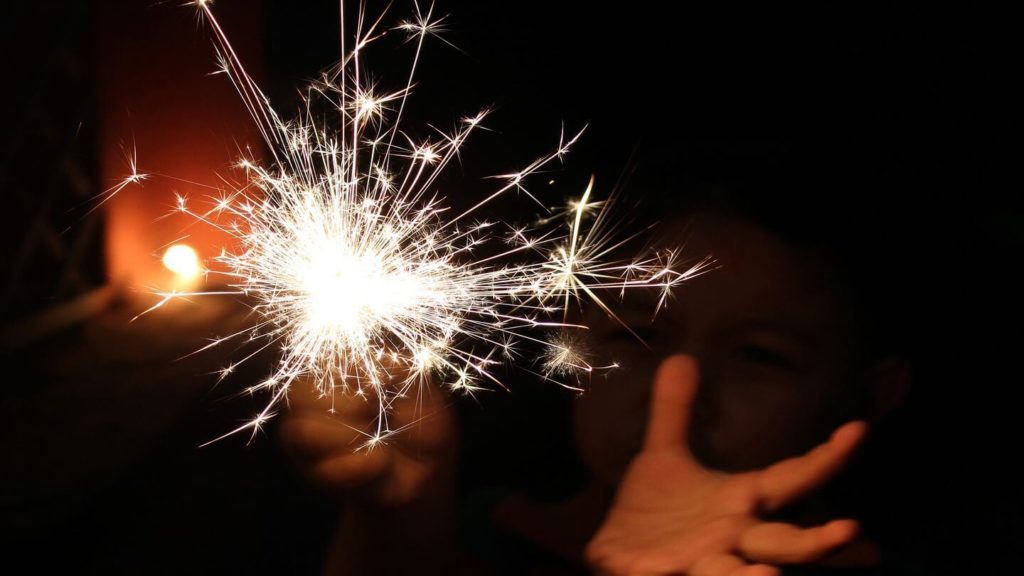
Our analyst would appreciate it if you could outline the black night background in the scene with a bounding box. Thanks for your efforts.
[2,2,1019,574]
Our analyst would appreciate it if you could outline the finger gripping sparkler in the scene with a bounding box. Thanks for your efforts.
[130,1,712,448]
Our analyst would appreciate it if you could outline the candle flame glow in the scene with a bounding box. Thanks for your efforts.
[162,244,202,281]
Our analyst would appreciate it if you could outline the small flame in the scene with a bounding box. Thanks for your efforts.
[162,244,202,281]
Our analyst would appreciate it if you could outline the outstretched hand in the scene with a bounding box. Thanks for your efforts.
[586,355,867,576]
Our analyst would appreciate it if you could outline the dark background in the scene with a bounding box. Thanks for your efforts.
[2,1,1019,573]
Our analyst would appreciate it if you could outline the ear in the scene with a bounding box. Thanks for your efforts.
[865,357,911,420]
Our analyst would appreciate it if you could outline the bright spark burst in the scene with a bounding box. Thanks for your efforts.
[120,1,714,447]
[542,330,616,378]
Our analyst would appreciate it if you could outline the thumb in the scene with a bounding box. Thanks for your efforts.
[643,354,699,452]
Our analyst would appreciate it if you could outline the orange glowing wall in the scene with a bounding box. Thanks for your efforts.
[94,0,263,290]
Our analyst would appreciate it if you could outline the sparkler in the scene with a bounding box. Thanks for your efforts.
[122,1,713,447]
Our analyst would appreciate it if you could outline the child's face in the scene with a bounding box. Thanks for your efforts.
[575,212,866,483]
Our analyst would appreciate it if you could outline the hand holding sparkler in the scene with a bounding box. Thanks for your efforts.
[585,355,868,576]
[280,375,464,574]
[280,378,456,507]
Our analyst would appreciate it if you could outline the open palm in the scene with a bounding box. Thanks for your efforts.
[586,355,867,576]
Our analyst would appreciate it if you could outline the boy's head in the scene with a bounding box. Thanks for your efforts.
[574,151,911,483]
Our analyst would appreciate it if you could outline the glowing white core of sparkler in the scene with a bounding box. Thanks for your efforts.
[297,244,435,341]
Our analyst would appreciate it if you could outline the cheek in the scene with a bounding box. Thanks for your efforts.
[692,372,845,470]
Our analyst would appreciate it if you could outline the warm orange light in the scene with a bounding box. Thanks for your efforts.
[162,244,202,281]
[96,0,262,298]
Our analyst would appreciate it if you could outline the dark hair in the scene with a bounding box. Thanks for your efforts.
[631,142,918,362]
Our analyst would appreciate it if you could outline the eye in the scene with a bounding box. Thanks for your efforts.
[733,344,798,371]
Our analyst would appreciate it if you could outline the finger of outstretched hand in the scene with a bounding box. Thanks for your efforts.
[756,420,867,511]
[643,354,700,452]
[739,519,859,565]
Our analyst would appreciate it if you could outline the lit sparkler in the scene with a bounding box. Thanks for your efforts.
[122,1,713,447]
